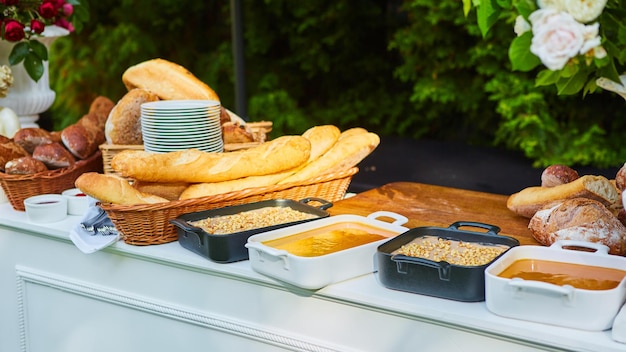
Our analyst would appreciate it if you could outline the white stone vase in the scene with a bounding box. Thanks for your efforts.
[0,25,69,128]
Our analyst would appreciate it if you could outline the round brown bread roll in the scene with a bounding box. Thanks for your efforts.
[541,164,579,187]
[5,156,48,175]
[13,127,57,154]
[88,96,115,126]
[33,142,76,169]
[61,123,104,159]
[529,198,626,255]
[0,141,29,171]
[105,88,160,145]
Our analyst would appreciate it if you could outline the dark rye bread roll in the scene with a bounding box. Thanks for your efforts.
[32,142,76,169]
[105,88,160,145]
[61,123,105,159]
[5,156,48,175]
[0,141,29,171]
[13,127,59,154]
[529,198,626,256]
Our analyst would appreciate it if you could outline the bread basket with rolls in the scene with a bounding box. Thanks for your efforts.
[0,96,113,211]
[77,125,378,246]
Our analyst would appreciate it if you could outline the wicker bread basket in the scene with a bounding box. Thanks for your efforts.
[0,151,104,211]
[100,167,358,246]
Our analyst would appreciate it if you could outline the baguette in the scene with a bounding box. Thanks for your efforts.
[278,131,379,184]
[122,58,220,101]
[179,172,293,200]
[75,172,169,205]
[111,135,311,183]
[178,125,342,199]
[132,180,190,201]
[506,175,620,218]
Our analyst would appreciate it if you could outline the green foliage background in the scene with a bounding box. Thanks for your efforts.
[45,0,626,168]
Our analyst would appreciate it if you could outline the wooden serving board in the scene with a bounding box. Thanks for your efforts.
[328,181,539,246]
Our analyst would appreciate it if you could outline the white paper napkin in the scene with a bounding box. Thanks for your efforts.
[69,198,119,254]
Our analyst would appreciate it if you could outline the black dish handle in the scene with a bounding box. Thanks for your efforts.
[299,197,333,211]
[169,218,204,233]
[448,221,501,236]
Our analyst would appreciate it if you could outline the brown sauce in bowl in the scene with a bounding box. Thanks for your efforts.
[498,259,626,290]
[262,224,392,257]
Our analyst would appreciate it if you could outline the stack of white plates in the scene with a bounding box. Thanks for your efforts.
[140,100,223,153]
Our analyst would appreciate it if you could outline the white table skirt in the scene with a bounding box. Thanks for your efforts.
[0,202,622,352]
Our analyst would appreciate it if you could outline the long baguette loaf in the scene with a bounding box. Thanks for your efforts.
[278,131,379,185]
[179,172,293,200]
[506,175,619,218]
[75,172,169,205]
[111,135,311,183]
[178,125,342,200]
[122,58,220,101]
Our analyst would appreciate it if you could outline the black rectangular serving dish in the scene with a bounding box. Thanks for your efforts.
[170,198,332,263]
[376,221,519,302]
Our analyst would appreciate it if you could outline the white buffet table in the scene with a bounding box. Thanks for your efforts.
[0,202,624,352]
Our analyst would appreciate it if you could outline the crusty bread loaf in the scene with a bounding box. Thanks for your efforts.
[132,180,190,201]
[122,58,220,101]
[75,172,169,205]
[111,135,311,183]
[338,127,368,140]
[507,175,620,218]
[278,131,379,184]
[105,88,160,145]
[4,156,48,175]
[32,142,76,169]
[179,172,293,200]
[529,198,626,255]
[179,125,345,199]
[61,123,104,159]
[88,96,115,126]
[13,127,58,154]
[301,125,341,163]
[0,141,29,171]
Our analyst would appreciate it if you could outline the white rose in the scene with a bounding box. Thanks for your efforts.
[564,0,607,23]
[514,16,531,36]
[579,22,602,55]
[529,9,586,70]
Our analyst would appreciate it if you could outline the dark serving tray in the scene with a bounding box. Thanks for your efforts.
[170,198,332,263]
[376,221,520,302]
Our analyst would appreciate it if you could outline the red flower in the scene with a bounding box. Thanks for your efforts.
[0,0,20,6]
[62,3,73,17]
[38,2,59,19]
[55,18,74,32]
[3,20,25,42]
[30,20,46,34]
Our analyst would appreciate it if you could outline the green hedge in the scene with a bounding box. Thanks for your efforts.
[46,0,626,168]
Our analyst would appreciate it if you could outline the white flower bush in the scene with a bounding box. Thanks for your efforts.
[465,0,622,96]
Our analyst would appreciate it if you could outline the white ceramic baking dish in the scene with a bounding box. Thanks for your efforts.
[245,211,409,290]
[485,240,626,331]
